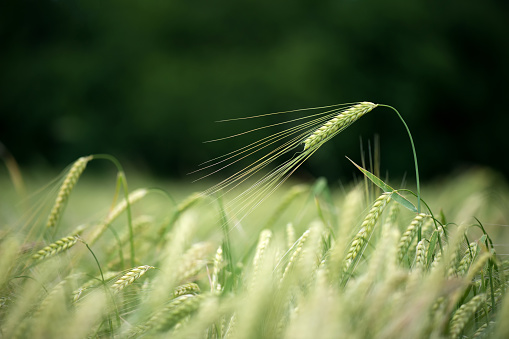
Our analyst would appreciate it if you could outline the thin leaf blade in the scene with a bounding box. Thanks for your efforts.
[346,157,417,213]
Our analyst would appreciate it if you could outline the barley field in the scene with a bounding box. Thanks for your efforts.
[1,103,509,338]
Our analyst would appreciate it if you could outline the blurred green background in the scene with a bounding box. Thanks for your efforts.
[1,0,509,183]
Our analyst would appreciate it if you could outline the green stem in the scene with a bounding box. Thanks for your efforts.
[379,105,422,238]
[118,172,135,267]
[217,198,235,292]
[107,224,125,270]
[92,154,136,267]
[80,237,119,334]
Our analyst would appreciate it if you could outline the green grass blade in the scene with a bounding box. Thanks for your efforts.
[347,157,417,213]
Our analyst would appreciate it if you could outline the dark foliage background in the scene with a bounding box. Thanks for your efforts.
[1,0,508,183]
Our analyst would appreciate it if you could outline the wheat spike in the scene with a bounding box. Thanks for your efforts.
[397,213,429,263]
[413,239,427,270]
[173,283,201,297]
[250,229,272,288]
[381,202,400,237]
[303,102,377,151]
[466,252,491,282]
[472,322,492,338]
[31,235,79,261]
[343,192,391,273]
[280,229,310,284]
[286,223,296,250]
[111,265,155,292]
[456,242,479,277]
[224,313,237,339]
[46,156,92,228]
[449,294,485,339]
[129,294,204,336]
[211,245,224,292]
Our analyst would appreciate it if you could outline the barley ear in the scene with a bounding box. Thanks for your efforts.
[343,192,391,274]
[280,229,310,284]
[211,245,224,293]
[173,283,201,297]
[413,239,427,270]
[224,313,237,339]
[303,102,377,151]
[381,202,400,237]
[46,156,93,228]
[465,251,492,282]
[494,283,509,339]
[472,322,494,338]
[455,242,479,277]
[31,235,80,261]
[129,294,205,336]
[397,213,429,263]
[250,229,272,289]
[449,294,485,339]
[286,223,296,250]
[111,265,155,293]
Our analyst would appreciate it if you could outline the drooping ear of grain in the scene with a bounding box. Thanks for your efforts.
[303,102,378,151]
[31,235,80,261]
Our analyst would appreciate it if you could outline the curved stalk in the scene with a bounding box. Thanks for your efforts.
[379,105,422,238]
